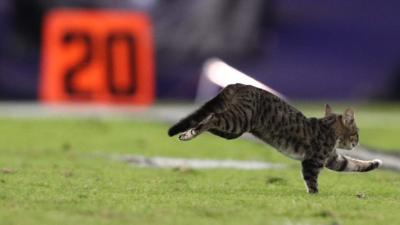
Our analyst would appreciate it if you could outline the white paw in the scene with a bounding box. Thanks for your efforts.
[178,129,196,141]
[373,159,383,167]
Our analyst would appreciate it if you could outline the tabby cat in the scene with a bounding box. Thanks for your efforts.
[168,83,382,194]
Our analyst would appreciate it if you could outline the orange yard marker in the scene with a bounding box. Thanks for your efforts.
[40,10,155,105]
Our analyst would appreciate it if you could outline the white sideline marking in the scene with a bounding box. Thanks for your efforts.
[114,155,284,170]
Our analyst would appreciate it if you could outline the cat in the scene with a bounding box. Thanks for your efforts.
[168,83,382,194]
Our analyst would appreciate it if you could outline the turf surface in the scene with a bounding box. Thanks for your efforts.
[0,117,399,225]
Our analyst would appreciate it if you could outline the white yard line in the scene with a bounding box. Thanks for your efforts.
[113,155,284,170]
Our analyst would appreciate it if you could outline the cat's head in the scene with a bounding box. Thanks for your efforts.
[325,104,359,150]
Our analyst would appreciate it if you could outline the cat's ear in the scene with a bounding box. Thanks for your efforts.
[342,108,355,125]
[325,104,333,116]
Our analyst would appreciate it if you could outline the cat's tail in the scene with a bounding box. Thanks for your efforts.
[168,83,244,137]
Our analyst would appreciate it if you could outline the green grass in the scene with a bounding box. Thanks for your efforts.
[0,118,400,225]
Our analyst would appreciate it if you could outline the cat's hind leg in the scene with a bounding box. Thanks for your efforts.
[178,114,215,141]
[208,129,243,140]
[326,154,382,172]
[178,111,245,141]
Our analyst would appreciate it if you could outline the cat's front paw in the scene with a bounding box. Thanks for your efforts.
[307,189,318,194]
[364,159,382,172]
[372,159,383,168]
[307,187,319,194]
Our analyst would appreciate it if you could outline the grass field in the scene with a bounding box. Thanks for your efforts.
[0,105,400,225]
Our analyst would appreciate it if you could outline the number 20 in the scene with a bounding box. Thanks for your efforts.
[62,31,137,97]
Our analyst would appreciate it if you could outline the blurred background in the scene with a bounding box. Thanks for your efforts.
[0,0,400,102]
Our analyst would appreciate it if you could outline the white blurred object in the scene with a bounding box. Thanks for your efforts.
[196,58,286,102]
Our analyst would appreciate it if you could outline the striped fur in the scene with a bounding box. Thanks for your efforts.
[168,84,382,194]
[326,154,382,172]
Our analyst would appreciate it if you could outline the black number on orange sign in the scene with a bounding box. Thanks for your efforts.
[106,32,137,96]
[62,31,93,97]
